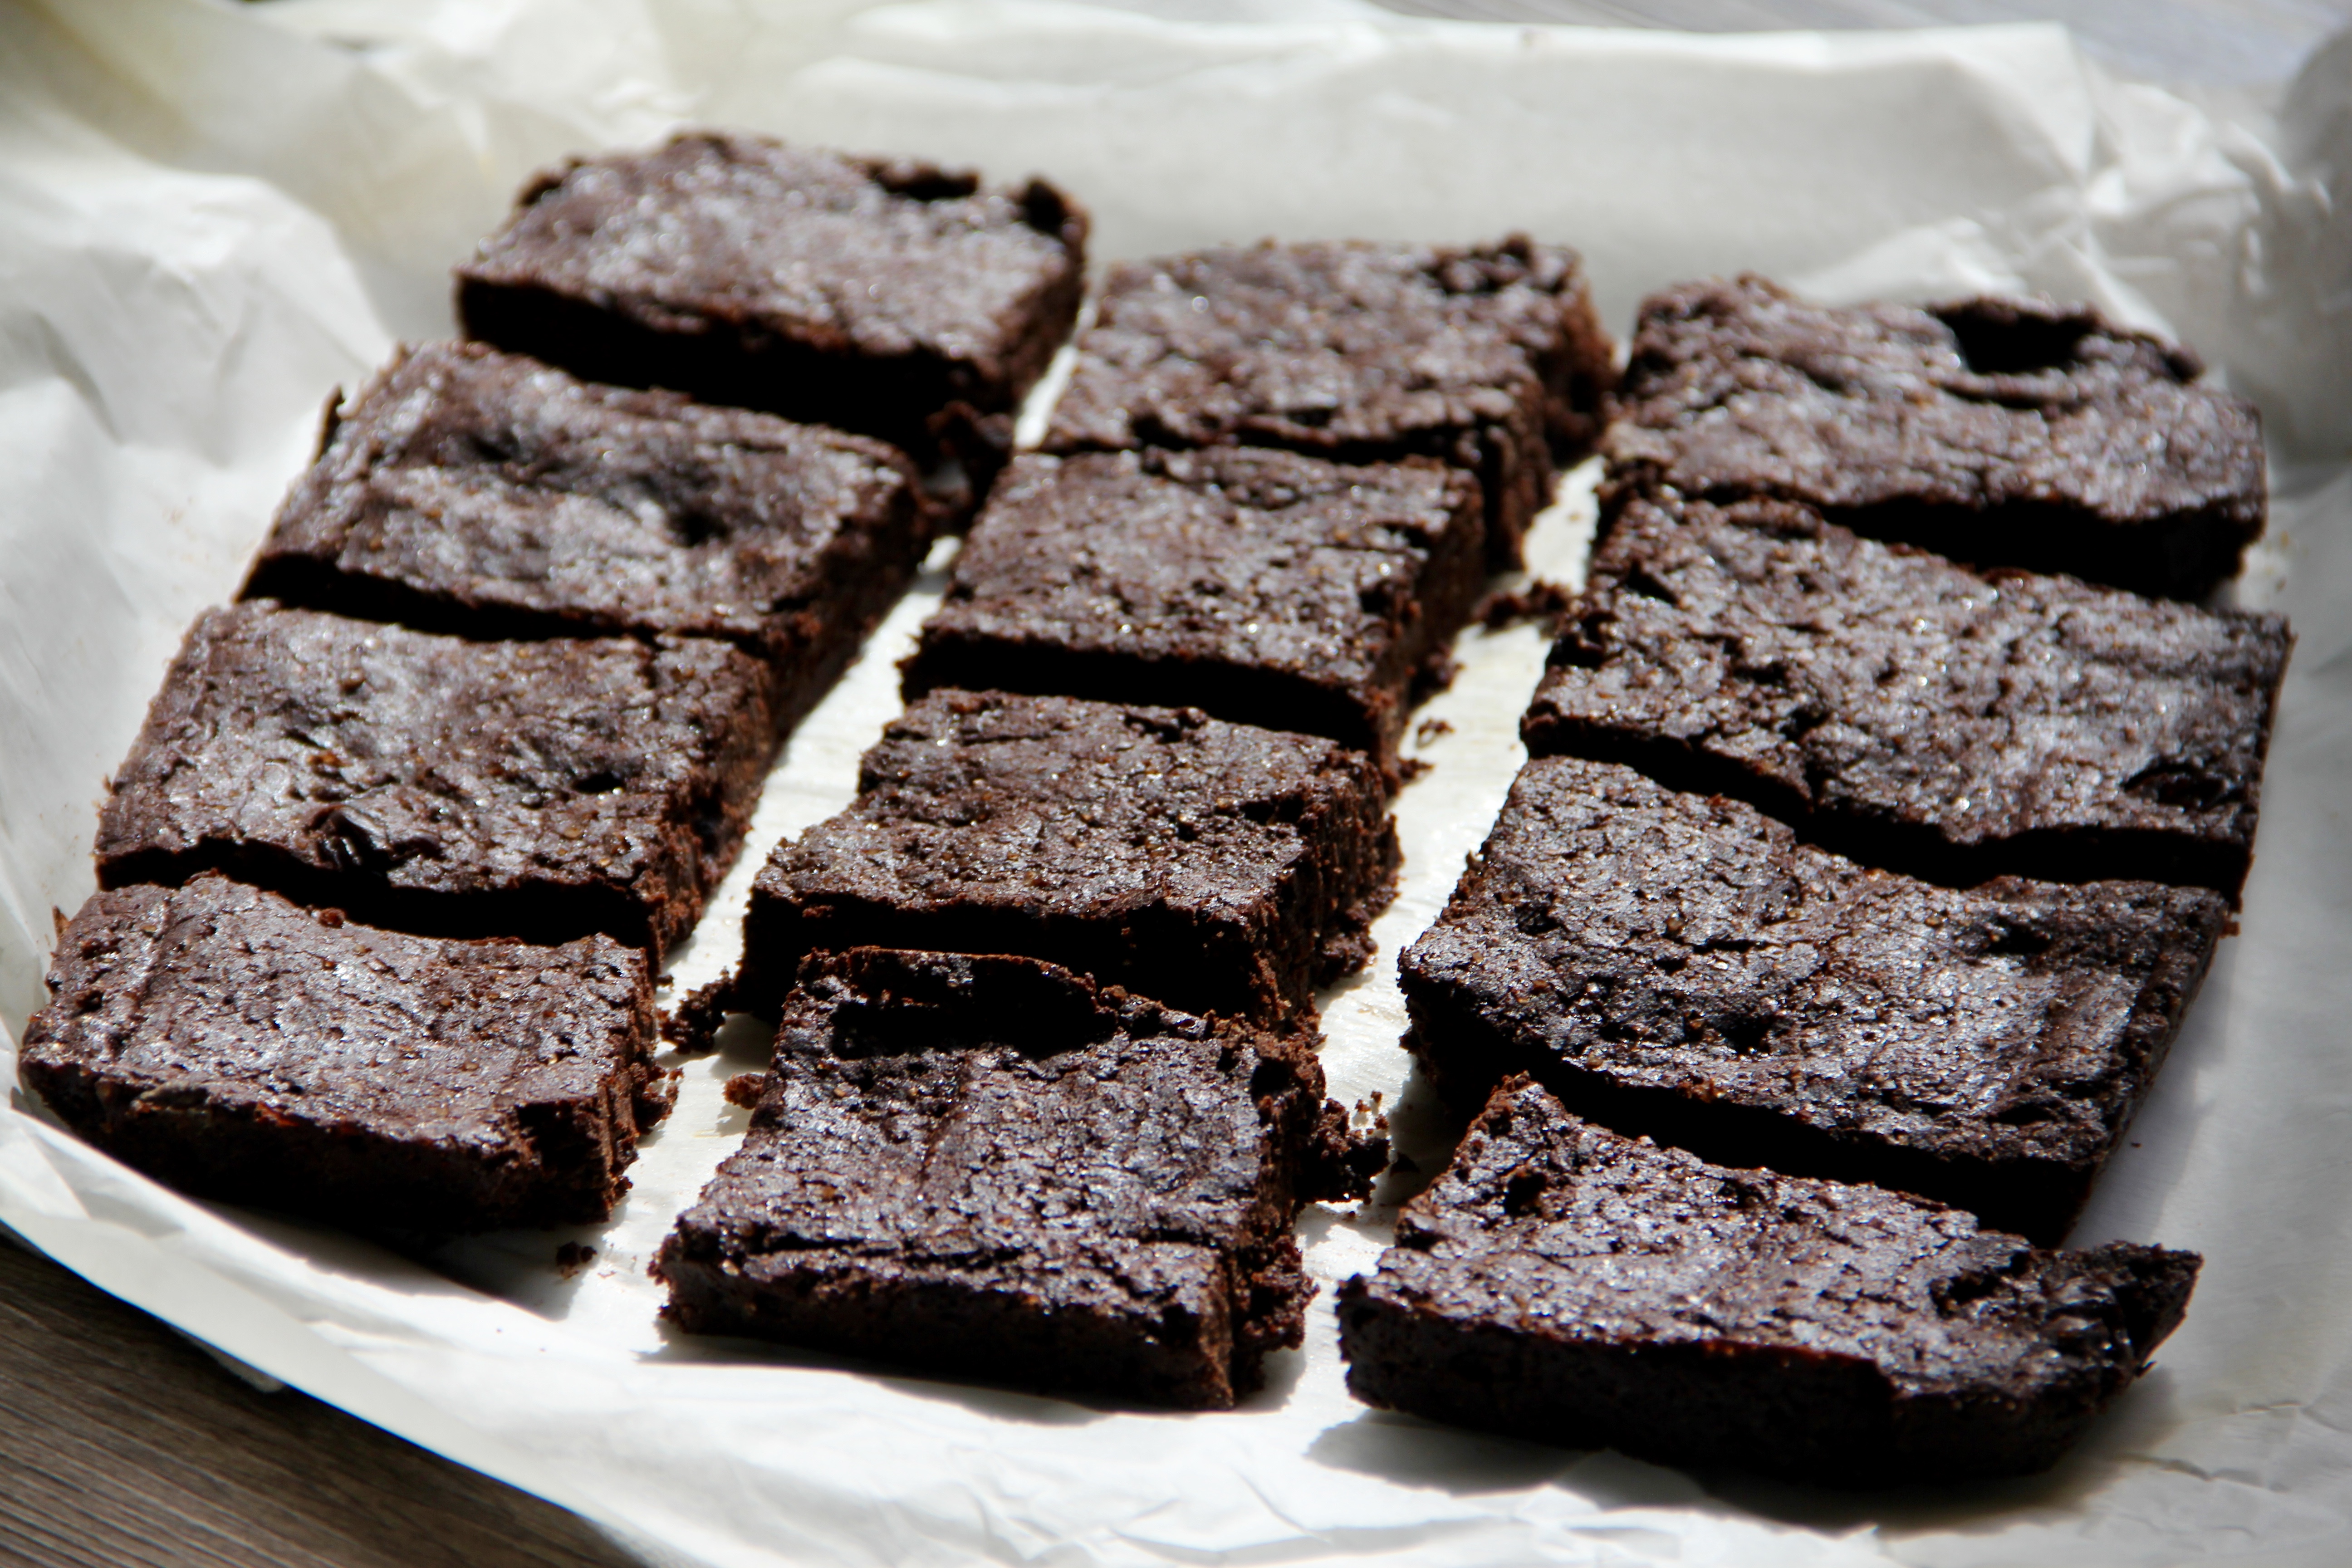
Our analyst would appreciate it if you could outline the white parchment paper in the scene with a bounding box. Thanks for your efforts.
[4,2,2352,1563]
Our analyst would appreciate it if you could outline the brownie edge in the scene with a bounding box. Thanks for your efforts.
[656,948,1368,1407]
[1337,1080,2198,1485]
[21,875,671,1232]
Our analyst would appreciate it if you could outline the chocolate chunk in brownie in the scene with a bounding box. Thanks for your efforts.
[95,603,774,954]
[1524,491,2291,900]
[659,947,1369,1407]
[1603,278,2266,599]
[1397,756,2229,1242]
[456,133,1088,462]
[902,447,1485,774]
[1040,238,1612,569]
[1337,1078,2198,1484]
[20,874,671,1231]
[737,689,1399,1025]
[243,341,927,723]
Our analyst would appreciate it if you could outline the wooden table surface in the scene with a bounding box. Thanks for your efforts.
[6,4,2347,1565]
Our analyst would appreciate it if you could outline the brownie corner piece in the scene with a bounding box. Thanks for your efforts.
[1525,488,2293,899]
[94,603,775,955]
[1042,236,1612,569]
[455,132,1088,456]
[1335,1079,2198,1484]
[903,446,1486,769]
[20,874,669,1231]
[1604,276,2266,598]
[1397,755,2228,1242]
[244,339,929,700]
[738,689,1399,1024]
[654,947,1346,1407]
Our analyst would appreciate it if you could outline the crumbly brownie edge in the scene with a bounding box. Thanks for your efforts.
[20,879,669,1232]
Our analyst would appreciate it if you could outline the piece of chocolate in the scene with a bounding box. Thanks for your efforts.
[1524,490,2290,899]
[1603,277,2266,599]
[20,874,670,1231]
[736,689,1398,1026]
[1041,238,1612,568]
[1338,1079,2198,1484]
[95,603,774,954]
[659,947,1369,1407]
[903,446,1485,774]
[1397,756,2229,1242]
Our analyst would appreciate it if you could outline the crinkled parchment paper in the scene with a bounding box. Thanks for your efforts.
[4,2,2352,1563]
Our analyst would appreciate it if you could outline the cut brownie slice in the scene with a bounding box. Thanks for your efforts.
[20,874,671,1231]
[902,446,1485,774]
[736,689,1398,1025]
[1604,277,2266,599]
[1524,491,2291,900]
[1337,1079,2198,1484]
[456,132,1088,463]
[1397,756,2229,1242]
[244,340,927,722]
[1040,238,1612,569]
[659,947,1368,1408]
[96,603,774,954]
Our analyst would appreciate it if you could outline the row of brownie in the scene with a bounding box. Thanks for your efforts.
[1336,281,2292,1480]
[18,139,1106,1229]
[647,225,1629,1402]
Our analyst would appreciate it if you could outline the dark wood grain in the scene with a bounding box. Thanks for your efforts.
[8,7,2347,1567]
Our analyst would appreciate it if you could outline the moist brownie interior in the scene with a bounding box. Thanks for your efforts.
[1398,755,2229,1242]
[657,947,1367,1408]
[1603,277,2266,599]
[21,873,671,1232]
[1525,489,2292,899]
[903,446,1486,772]
[1337,1078,2198,1483]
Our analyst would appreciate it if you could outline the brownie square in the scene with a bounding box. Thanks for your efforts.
[95,603,775,954]
[1524,490,2291,900]
[244,340,928,723]
[455,132,1088,463]
[902,446,1485,773]
[736,689,1399,1025]
[1604,278,2267,599]
[20,874,671,1231]
[1397,756,2229,1242]
[659,948,1370,1407]
[1337,1079,2198,1484]
[1040,238,1613,569]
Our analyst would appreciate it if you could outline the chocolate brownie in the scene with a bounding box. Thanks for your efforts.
[1337,1079,2197,1484]
[455,133,1088,462]
[1524,491,2291,900]
[1603,278,2266,599]
[735,689,1398,1025]
[1040,238,1612,569]
[902,446,1485,773]
[243,341,928,720]
[659,948,1370,1407]
[95,603,774,954]
[1397,757,2228,1242]
[20,874,671,1231]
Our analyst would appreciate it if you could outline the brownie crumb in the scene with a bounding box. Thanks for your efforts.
[721,1073,766,1109]
[554,1241,598,1278]
[660,979,732,1054]
[1475,579,1576,630]
[1411,718,1454,747]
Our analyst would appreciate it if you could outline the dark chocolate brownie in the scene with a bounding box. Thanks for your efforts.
[243,340,928,719]
[902,446,1485,772]
[95,603,774,954]
[1397,756,2229,1242]
[1524,491,2291,900]
[659,947,1370,1407]
[1040,238,1613,569]
[736,689,1399,1025]
[456,132,1088,461]
[1337,1079,2198,1484]
[1604,277,2266,599]
[20,874,671,1231]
